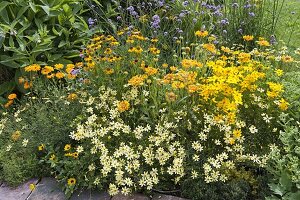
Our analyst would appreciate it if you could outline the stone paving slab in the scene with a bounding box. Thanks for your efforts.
[112,193,150,200]
[0,178,38,200]
[152,194,188,200]
[70,189,110,200]
[27,177,65,200]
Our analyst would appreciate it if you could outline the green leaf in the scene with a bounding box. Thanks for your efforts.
[0,1,10,13]
[0,81,15,95]
[16,6,29,19]
[0,8,10,24]
[0,55,21,68]
[269,183,284,197]
[280,171,293,191]
[0,36,4,49]
[41,5,50,16]
[29,2,38,13]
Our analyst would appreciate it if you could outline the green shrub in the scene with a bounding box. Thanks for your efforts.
[0,80,82,186]
[0,0,101,96]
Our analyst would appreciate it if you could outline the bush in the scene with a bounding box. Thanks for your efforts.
[0,80,82,186]
[0,0,102,96]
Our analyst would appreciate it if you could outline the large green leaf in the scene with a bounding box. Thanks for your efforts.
[0,1,10,13]
[0,81,15,95]
[0,55,22,68]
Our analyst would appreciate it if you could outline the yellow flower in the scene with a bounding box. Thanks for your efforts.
[67,178,76,186]
[72,152,79,159]
[67,93,78,101]
[8,93,17,100]
[117,100,130,112]
[275,69,283,76]
[281,55,293,63]
[41,66,54,75]
[11,130,21,141]
[128,75,146,87]
[144,67,158,76]
[243,35,254,41]
[54,64,64,70]
[18,77,25,84]
[64,144,71,151]
[195,30,208,37]
[38,144,45,151]
[29,184,36,191]
[49,154,56,161]
[257,40,270,47]
[278,98,289,111]
[233,129,242,139]
[24,64,41,72]
[165,92,177,102]
[103,68,114,75]
[203,43,217,54]
[4,100,14,108]
[55,72,65,79]
[24,81,32,89]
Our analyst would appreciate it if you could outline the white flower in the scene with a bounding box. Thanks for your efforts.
[16,118,22,122]
[191,170,199,179]
[77,145,84,153]
[249,125,258,134]
[22,139,29,147]
[6,145,12,152]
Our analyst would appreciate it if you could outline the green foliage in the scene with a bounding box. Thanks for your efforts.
[0,80,82,186]
[267,115,300,200]
[0,0,98,96]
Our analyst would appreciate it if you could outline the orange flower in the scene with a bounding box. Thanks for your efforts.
[117,100,130,112]
[8,93,17,100]
[55,72,65,79]
[195,30,208,37]
[243,35,254,41]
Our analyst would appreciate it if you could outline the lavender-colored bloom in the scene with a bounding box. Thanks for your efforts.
[193,18,197,23]
[127,6,134,12]
[232,3,239,8]
[151,15,161,29]
[220,18,229,25]
[117,16,122,21]
[178,29,183,34]
[88,18,95,26]
[182,1,189,6]
[70,69,81,76]
[179,12,186,18]
[173,36,178,40]
[270,35,277,45]
[158,1,164,7]
[164,32,168,36]
[249,12,255,17]
[238,28,243,34]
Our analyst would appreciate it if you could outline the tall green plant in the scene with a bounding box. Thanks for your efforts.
[0,0,98,96]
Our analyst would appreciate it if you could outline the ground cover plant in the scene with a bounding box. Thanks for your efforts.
[0,0,299,199]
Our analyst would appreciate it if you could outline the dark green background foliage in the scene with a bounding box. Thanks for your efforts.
[0,0,105,96]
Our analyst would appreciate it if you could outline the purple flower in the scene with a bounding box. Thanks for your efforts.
[127,6,134,12]
[117,16,122,21]
[220,18,229,25]
[182,1,189,6]
[270,35,277,45]
[70,69,81,76]
[151,15,161,29]
[249,12,255,17]
[232,3,239,8]
[88,18,95,26]
[179,12,186,18]
[238,28,243,34]
[193,18,197,23]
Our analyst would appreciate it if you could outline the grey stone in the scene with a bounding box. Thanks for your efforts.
[152,194,188,200]
[112,193,150,200]
[27,177,66,200]
[0,178,39,200]
[70,189,110,200]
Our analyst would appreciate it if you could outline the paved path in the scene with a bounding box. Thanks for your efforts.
[0,178,188,200]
